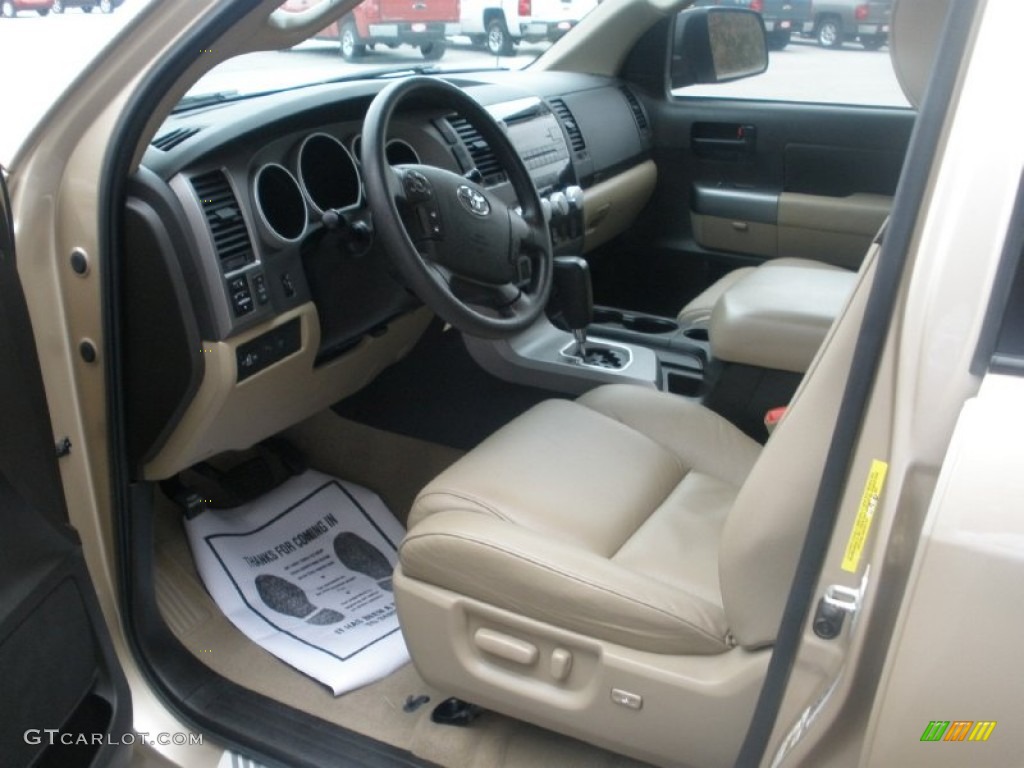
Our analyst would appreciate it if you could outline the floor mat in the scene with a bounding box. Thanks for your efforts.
[184,469,408,695]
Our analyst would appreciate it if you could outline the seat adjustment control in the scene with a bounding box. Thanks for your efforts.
[550,648,573,681]
[610,688,643,710]
[473,628,538,666]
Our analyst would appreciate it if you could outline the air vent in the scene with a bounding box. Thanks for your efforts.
[620,87,650,132]
[152,127,200,152]
[548,98,586,154]
[447,117,506,184]
[190,170,254,274]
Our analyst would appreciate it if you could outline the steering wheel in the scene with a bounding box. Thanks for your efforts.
[361,77,553,339]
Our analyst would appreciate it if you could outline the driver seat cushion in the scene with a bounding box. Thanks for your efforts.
[400,240,878,656]
[402,386,761,655]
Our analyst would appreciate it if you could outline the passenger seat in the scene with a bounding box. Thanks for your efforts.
[676,257,850,328]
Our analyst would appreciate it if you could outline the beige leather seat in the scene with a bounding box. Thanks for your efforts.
[393,2,941,765]
[395,246,875,765]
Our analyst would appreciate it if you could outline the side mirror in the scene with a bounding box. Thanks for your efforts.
[670,7,769,90]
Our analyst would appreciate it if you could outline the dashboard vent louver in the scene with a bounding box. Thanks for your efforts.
[190,170,254,275]
[448,117,506,184]
[620,87,650,132]
[548,98,586,153]
[152,127,200,151]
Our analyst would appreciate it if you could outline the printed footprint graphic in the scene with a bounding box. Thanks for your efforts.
[333,532,394,592]
[255,574,344,625]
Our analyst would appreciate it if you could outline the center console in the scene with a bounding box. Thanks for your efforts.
[465,259,858,442]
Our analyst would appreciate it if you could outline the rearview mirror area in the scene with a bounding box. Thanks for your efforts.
[670,8,769,90]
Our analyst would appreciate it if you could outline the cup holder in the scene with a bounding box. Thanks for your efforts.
[592,308,624,325]
[683,327,710,342]
[592,308,678,335]
[622,316,679,334]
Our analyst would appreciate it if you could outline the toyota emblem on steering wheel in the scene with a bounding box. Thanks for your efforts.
[456,185,491,217]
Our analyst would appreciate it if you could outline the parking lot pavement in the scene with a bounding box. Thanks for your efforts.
[0,5,907,163]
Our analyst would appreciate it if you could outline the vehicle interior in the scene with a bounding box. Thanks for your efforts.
[96,0,950,765]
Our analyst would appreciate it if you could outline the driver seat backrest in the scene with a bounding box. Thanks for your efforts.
[718,0,948,645]
[719,241,877,647]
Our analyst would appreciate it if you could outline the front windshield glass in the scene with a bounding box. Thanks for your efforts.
[0,0,586,162]
[2,0,907,162]
[188,0,593,101]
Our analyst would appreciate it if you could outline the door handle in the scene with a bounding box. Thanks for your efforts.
[691,123,757,157]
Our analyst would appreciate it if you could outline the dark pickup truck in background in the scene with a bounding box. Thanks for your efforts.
[803,1,892,49]
[694,0,812,50]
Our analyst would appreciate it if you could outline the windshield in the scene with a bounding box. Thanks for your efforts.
[186,0,594,102]
[1,0,907,163]
[0,0,589,163]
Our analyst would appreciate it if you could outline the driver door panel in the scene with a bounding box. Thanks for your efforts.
[0,171,132,768]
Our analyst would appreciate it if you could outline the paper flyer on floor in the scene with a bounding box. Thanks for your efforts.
[185,469,410,695]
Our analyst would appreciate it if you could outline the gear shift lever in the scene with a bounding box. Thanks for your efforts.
[553,256,593,358]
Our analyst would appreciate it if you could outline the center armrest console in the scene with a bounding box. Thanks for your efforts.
[709,265,857,373]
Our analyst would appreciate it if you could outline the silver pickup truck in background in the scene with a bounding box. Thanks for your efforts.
[459,0,599,56]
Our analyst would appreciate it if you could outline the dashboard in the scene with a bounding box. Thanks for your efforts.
[123,70,655,480]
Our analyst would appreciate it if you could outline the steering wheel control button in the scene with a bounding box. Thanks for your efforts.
[457,184,491,217]
[516,256,532,284]
[228,276,254,316]
[402,170,433,203]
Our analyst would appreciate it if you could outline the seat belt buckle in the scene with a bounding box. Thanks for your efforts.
[764,406,787,435]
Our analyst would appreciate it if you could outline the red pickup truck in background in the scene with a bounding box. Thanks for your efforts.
[282,0,460,62]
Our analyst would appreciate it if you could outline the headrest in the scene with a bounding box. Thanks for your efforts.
[890,0,952,108]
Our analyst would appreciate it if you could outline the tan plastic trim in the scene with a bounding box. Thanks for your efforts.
[862,377,1024,765]
[691,212,778,258]
[143,304,431,480]
[692,195,890,268]
[778,193,891,270]
[394,566,768,768]
[582,160,657,252]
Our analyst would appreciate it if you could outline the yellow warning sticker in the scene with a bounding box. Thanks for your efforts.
[842,459,889,573]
